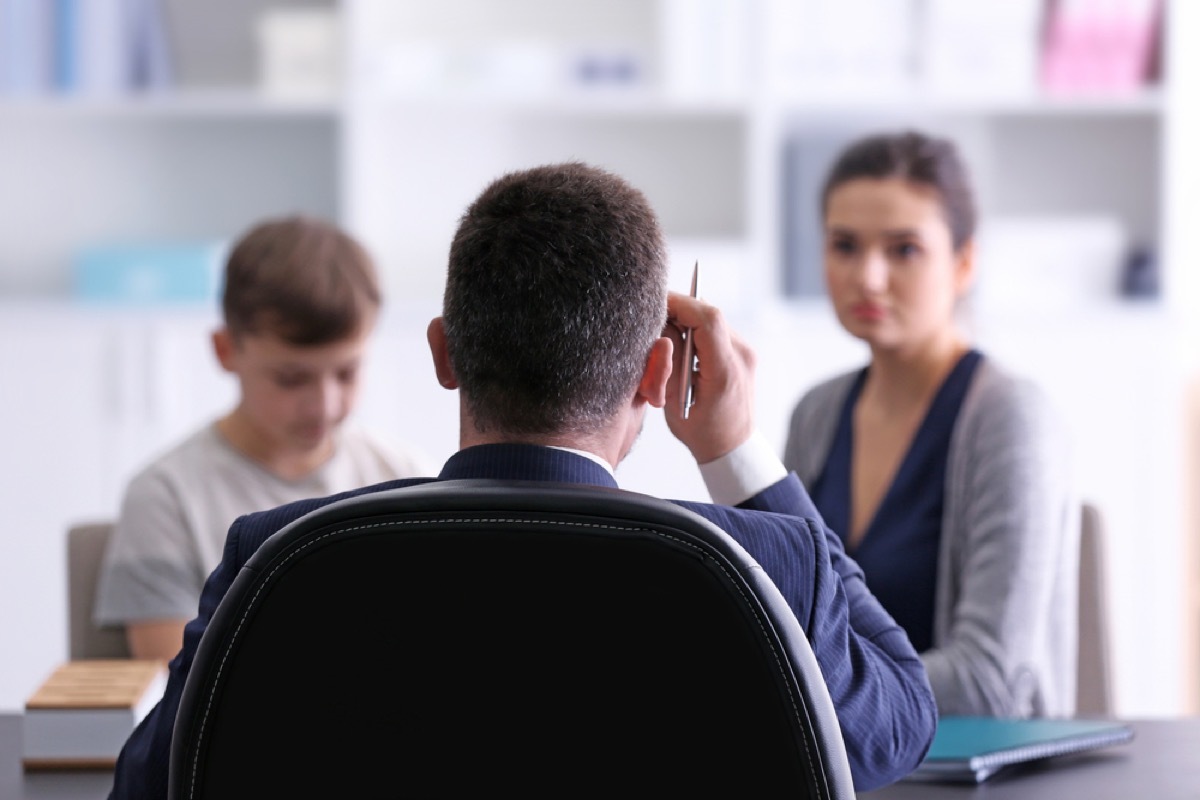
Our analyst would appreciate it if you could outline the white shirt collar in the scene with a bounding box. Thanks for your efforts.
[547,445,617,478]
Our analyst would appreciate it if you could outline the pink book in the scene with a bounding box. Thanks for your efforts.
[1042,0,1160,95]
[1098,0,1160,92]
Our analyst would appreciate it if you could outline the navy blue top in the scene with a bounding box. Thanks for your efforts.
[812,350,983,652]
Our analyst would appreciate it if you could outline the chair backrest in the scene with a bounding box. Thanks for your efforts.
[1077,501,1114,716]
[67,522,131,660]
[169,480,855,800]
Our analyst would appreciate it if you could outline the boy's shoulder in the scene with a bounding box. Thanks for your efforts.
[127,423,229,484]
[334,426,434,480]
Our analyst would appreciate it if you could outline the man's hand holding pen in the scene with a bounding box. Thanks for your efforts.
[664,286,757,465]
[681,262,700,419]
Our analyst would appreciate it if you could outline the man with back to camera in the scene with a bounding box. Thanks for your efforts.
[108,162,936,798]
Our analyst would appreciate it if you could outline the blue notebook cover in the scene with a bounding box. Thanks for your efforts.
[907,716,1135,783]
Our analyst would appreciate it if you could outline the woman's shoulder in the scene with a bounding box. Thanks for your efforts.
[792,369,860,421]
[962,355,1068,446]
[969,357,1058,416]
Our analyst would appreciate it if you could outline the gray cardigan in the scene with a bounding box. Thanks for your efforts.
[783,358,1079,717]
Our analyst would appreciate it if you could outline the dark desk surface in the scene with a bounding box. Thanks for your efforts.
[3,713,1198,799]
[863,716,1200,799]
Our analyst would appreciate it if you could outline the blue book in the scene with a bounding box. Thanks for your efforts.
[72,242,226,304]
[53,0,77,92]
[76,0,129,95]
[0,0,55,95]
[908,716,1135,783]
[127,0,172,90]
[55,0,133,95]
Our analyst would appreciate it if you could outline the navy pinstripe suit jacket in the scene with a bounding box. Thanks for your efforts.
[108,444,935,797]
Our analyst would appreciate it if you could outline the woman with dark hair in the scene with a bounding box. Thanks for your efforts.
[783,130,1079,717]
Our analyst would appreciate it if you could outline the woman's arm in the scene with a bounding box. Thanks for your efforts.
[922,370,1079,717]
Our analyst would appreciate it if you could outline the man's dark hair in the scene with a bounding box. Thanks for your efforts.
[821,130,977,250]
[444,161,668,436]
[222,215,381,345]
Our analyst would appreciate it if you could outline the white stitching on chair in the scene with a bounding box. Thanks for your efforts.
[187,517,817,798]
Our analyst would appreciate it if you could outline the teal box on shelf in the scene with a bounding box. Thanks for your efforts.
[72,242,226,303]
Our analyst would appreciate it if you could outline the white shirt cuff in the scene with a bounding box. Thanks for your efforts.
[698,430,788,507]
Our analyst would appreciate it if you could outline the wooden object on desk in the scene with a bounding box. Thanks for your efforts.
[22,659,167,771]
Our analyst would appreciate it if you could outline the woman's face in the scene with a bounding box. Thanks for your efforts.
[823,177,973,355]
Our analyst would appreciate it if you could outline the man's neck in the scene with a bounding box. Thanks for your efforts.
[458,424,627,476]
[455,396,650,474]
[460,432,617,471]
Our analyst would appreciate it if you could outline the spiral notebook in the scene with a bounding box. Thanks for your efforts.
[907,716,1135,783]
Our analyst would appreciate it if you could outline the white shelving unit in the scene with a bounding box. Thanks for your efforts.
[0,110,338,295]
[0,90,338,119]
[0,0,1195,718]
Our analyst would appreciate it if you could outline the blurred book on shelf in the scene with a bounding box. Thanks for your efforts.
[659,0,749,101]
[352,0,651,102]
[919,0,1045,99]
[256,6,341,99]
[765,0,917,100]
[761,0,1163,103]
[72,241,227,305]
[0,0,172,98]
[0,0,55,95]
[1041,0,1163,95]
[367,39,576,100]
[972,215,1129,313]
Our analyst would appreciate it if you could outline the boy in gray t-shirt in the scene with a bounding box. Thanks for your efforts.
[94,215,428,661]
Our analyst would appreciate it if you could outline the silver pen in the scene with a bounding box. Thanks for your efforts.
[681,261,699,419]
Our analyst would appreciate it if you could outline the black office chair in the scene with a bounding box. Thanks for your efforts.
[169,480,855,799]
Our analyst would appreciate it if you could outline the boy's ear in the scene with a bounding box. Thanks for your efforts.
[427,317,459,390]
[211,328,237,373]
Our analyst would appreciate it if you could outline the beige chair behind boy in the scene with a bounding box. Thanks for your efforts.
[67,522,131,659]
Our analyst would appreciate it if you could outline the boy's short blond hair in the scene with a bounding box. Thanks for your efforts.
[222,215,381,345]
